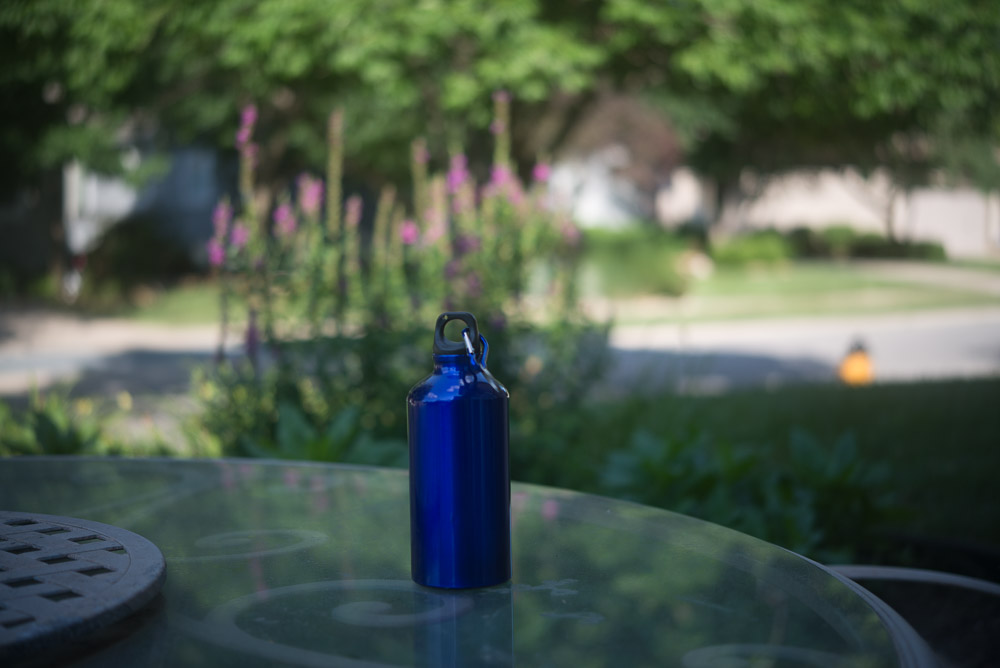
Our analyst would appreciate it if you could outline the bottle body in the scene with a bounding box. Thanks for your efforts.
[407,354,510,589]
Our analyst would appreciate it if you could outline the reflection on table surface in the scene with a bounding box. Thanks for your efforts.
[0,457,923,667]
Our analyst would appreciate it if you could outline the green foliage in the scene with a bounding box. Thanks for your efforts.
[645,379,1000,550]
[579,227,690,296]
[0,392,104,455]
[850,236,947,262]
[1,0,603,186]
[712,230,793,267]
[196,98,593,463]
[245,402,407,468]
[786,226,947,262]
[5,0,998,198]
[617,0,1000,197]
[599,427,894,561]
[80,216,201,306]
[820,225,857,260]
[0,390,215,458]
[501,379,910,562]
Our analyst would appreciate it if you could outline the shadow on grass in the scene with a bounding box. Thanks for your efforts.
[2,345,838,404]
[0,349,217,409]
[605,347,836,396]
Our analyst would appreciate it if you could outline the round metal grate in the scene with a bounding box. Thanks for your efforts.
[0,511,166,661]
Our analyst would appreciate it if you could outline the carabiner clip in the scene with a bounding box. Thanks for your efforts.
[462,328,489,368]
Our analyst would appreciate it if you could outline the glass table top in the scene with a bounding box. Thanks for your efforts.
[0,457,933,667]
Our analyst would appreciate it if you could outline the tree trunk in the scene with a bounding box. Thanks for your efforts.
[884,187,898,242]
[46,168,68,294]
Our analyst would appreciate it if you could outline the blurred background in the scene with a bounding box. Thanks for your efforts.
[1,0,999,578]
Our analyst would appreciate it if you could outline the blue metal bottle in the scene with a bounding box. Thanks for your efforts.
[408,312,511,589]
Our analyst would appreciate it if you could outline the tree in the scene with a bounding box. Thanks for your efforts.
[3,0,998,255]
[2,0,605,190]
[603,0,1000,232]
[1,0,605,283]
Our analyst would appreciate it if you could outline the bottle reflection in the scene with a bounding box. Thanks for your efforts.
[413,586,513,667]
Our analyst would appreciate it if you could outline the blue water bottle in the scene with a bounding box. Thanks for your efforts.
[408,312,511,589]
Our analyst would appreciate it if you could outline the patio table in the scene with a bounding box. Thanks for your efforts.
[0,457,935,667]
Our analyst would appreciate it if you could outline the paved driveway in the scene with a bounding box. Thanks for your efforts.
[608,306,1000,394]
[2,304,999,400]
[2,261,999,399]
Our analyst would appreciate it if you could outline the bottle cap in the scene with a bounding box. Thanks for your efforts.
[433,312,480,355]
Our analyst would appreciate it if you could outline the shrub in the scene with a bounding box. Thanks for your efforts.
[595,422,899,562]
[0,391,210,457]
[786,227,830,258]
[782,226,947,262]
[195,95,599,460]
[712,229,793,267]
[0,392,105,456]
[820,224,857,259]
[579,227,689,296]
[77,215,200,308]
[849,234,947,261]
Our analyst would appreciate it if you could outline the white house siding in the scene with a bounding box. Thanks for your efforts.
[725,170,889,233]
[551,145,650,228]
[655,166,1000,259]
[905,189,1000,258]
[63,160,139,253]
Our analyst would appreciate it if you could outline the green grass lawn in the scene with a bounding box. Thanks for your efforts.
[124,280,221,325]
[951,258,1000,273]
[125,260,998,326]
[585,261,997,324]
[680,263,995,321]
[694,262,908,296]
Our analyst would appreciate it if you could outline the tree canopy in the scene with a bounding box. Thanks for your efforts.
[2,0,998,196]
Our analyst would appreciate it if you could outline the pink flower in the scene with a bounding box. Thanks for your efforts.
[541,499,560,521]
[455,234,481,255]
[240,104,258,130]
[207,238,225,267]
[235,126,251,148]
[452,188,474,216]
[446,154,468,194]
[230,221,250,249]
[310,474,329,513]
[218,462,236,490]
[309,474,325,492]
[345,195,362,228]
[273,202,296,237]
[413,141,429,165]
[424,222,444,245]
[490,164,511,187]
[235,105,257,149]
[466,271,482,298]
[400,219,419,246]
[511,491,528,516]
[297,174,323,217]
[532,162,551,183]
[212,201,232,238]
[490,119,505,135]
[492,90,510,103]
[506,181,525,207]
[283,468,301,489]
[560,220,581,246]
[241,142,259,166]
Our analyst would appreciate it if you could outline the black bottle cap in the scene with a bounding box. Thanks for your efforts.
[433,312,479,355]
